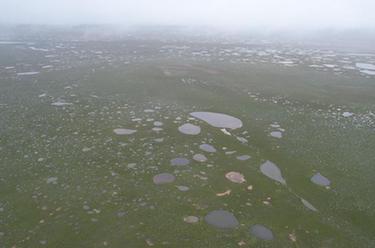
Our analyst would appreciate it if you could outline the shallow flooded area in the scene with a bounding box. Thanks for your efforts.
[0,32,375,248]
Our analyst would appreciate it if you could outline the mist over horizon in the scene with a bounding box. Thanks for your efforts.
[1,0,375,31]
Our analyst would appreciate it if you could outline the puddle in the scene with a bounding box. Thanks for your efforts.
[260,161,286,185]
[176,185,190,191]
[360,70,375,75]
[193,154,207,162]
[205,210,239,229]
[311,173,330,186]
[113,128,137,135]
[46,177,58,184]
[17,71,40,76]
[199,144,216,153]
[270,131,282,138]
[51,100,72,107]
[190,112,243,129]
[236,155,251,161]
[342,112,354,117]
[153,173,176,184]
[250,224,274,240]
[356,63,375,70]
[178,123,201,135]
[301,198,318,212]
[153,121,163,126]
[170,158,190,166]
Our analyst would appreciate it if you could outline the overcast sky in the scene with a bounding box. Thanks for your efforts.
[1,0,374,30]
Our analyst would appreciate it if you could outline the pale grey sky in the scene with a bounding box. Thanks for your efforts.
[1,0,374,30]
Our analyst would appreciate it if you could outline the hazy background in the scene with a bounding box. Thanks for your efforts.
[1,0,374,31]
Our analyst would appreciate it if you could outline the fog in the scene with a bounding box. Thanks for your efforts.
[1,0,374,31]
